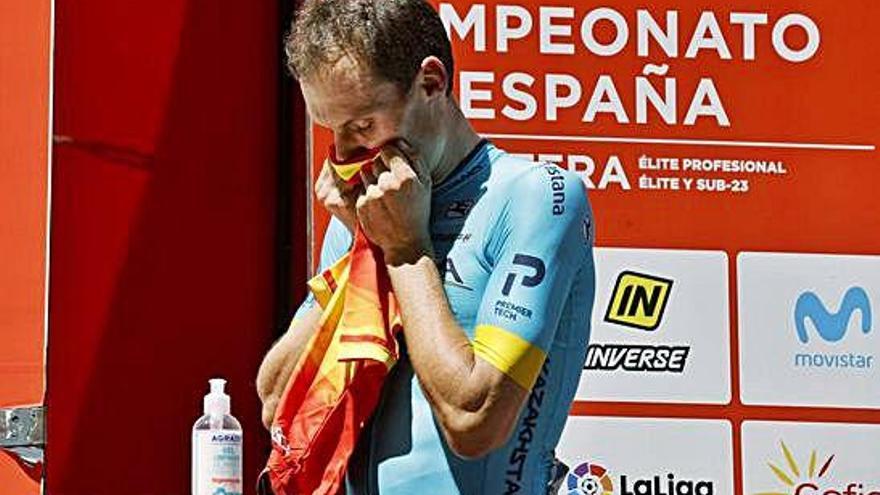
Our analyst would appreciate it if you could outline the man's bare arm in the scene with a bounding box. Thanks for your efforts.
[255,304,322,429]
[387,256,529,459]
[354,144,530,458]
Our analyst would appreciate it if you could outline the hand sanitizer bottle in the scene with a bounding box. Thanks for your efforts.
[192,378,243,495]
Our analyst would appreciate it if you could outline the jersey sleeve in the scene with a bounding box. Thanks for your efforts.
[472,164,593,390]
[290,215,353,321]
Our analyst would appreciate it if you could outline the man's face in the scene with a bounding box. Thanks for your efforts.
[301,57,420,162]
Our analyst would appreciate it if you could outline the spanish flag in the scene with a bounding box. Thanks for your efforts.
[258,224,402,495]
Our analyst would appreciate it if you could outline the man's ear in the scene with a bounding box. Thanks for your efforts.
[417,56,449,100]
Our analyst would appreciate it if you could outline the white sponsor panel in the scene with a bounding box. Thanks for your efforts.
[576,248,730,404]
[738,252,880,408]
[743,421,880,495]
[557,417,734,495]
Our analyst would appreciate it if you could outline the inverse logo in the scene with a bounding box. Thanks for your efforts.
[604,271,673,331]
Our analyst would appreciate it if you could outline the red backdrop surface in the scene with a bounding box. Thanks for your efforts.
[0,0,51,491]
[47,0,298,493]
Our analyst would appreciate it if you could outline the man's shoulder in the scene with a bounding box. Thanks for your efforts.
[485,151,588,219]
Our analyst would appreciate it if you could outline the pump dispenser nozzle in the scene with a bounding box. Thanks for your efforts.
[203,378,231,417]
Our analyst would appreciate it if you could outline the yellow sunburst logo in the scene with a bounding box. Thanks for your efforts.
[754,440,835,495]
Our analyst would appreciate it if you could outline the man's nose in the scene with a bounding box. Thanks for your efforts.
[333,133,369,162]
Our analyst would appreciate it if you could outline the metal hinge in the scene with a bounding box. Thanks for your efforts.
[0,405,44,468]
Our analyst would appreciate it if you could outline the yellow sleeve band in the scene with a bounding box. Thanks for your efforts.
[472,324,547,391]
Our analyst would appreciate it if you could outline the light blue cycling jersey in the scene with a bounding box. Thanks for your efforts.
[294,140,595,495]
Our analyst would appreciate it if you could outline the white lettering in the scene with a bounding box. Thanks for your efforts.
[546,74,582,121]
[581,8,629,57]
[501,72,537,121]
[439,4,486,51]
[637,10,678,57]
[459,71,495,119]
[584,75,629,123]
[684,78,729,126]
[772,13,821,62]
[539,7,575,54]
[686,11,732,59]
[636,76,676,124]
[730,13,768,60]
[497,5,533,52]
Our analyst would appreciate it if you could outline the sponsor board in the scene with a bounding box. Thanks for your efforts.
[558,417,734,495]
[577,248,730,404]
[306,1,880,487]
[743,421,880,495]
[738,252,880,408]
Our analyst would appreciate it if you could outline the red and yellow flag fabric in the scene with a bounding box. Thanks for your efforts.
[259,226,401,495]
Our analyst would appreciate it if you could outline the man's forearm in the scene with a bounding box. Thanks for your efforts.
[386,256,488,420]
[387,255,526,458]
[255,305,322,428]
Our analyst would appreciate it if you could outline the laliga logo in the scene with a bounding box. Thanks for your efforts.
[756,440,879,495]
[567,462,613,495]
[567,461,714,495]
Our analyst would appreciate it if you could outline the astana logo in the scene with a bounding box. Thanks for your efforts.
[794,287,872,344]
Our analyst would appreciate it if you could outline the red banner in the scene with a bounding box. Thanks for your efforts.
[308,2,880,493]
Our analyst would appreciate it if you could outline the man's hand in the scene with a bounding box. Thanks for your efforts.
[315,159,362,234]
[356,142,433,265]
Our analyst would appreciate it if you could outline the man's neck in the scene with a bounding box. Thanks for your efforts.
[430,103,482,186]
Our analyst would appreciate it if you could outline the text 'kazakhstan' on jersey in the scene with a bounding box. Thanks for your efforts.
[294,140,596,495]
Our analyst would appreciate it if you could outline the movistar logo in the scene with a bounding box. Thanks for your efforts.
[794,287,872,344]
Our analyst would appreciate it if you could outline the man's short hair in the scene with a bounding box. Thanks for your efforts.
[285,0,455,95]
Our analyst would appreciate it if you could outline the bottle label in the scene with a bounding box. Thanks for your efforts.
[192,429,243,495]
